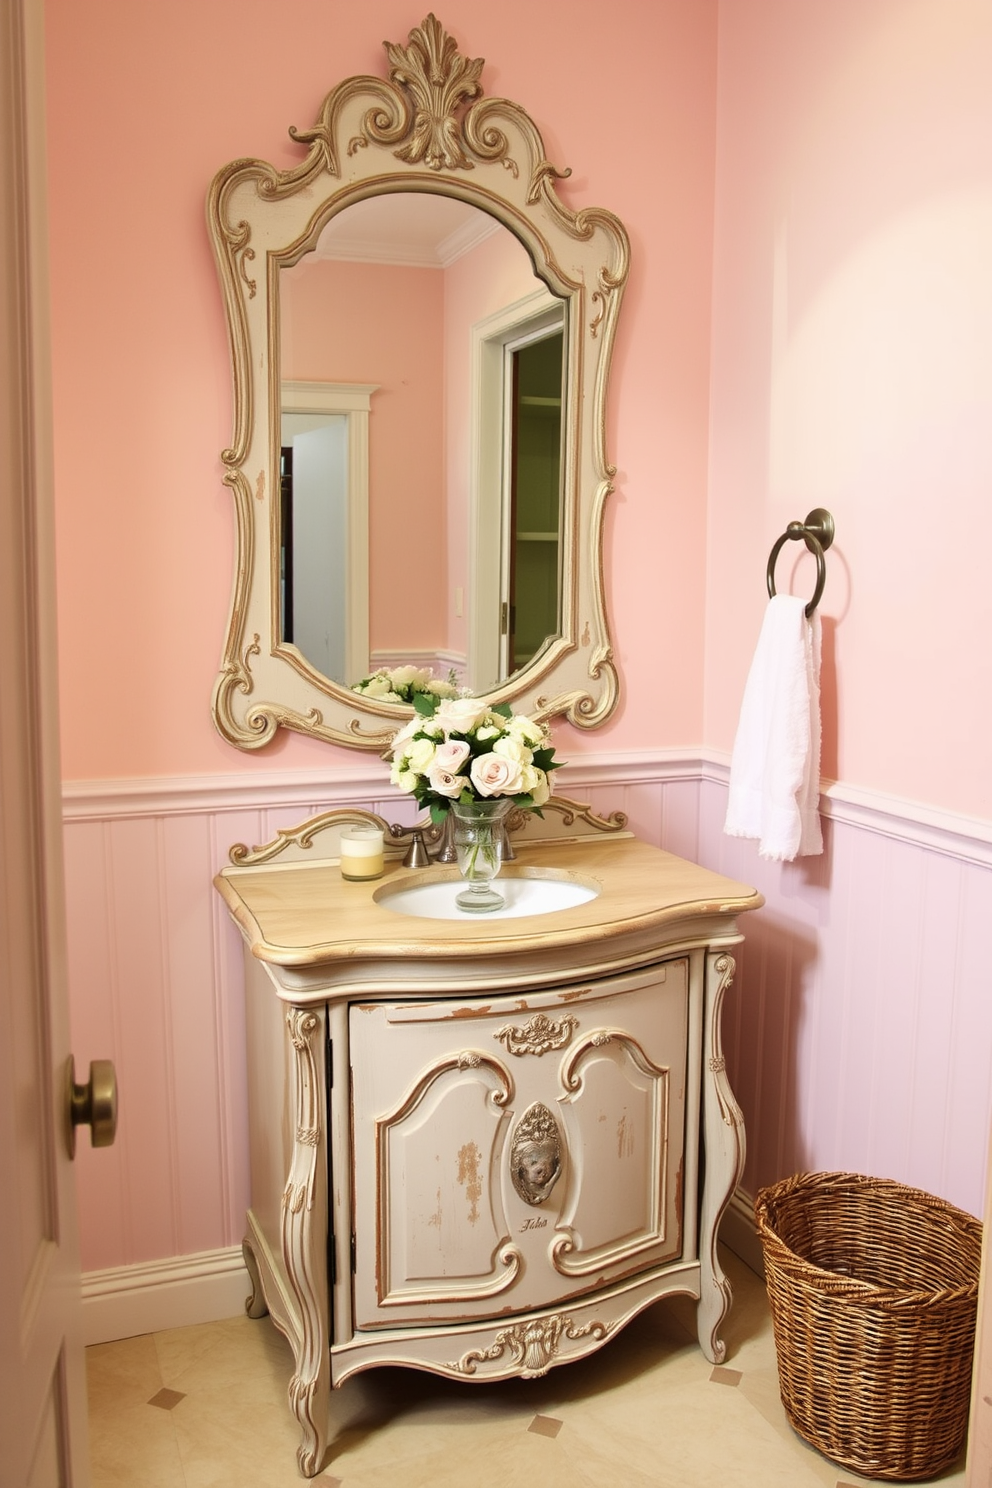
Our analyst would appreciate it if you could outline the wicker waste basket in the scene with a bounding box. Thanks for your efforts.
[755,1171,982,1481]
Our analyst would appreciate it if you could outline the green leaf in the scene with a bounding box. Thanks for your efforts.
[491,701,513,719]
[513,792,535,808]
[413,692,438,718]
[429,801,449,825]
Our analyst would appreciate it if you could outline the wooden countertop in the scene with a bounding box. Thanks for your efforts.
[215,836,763,975]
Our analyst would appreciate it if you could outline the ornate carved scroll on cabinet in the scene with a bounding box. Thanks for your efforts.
[214,810,762,1477]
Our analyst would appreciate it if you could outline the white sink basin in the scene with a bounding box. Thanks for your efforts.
[374,872,599,921]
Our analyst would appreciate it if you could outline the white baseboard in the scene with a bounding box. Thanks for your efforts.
[82,1246,249,1346]
[80,1199,762,1349]
[719,1187,764,1277]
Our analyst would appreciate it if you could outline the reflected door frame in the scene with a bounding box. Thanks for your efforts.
[280,381,377,686]
[468,289,565,691]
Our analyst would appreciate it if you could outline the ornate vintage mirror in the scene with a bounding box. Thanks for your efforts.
[208,14,629,750]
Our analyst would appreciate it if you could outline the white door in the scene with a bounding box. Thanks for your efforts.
[1,1,95,1480]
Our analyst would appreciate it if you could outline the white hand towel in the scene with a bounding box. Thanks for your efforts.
[724,594,823,861]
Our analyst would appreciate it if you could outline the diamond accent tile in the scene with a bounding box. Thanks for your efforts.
[710,1366,742,1386]
[148,1387,186,1411]
[528,1414,563,1438]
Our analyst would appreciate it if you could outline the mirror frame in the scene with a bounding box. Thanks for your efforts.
[208,13,630,751]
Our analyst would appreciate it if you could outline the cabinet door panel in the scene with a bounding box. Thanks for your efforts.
[350,961,688,1329]
[555,1030,674,1272]
[378,1054,517,1306]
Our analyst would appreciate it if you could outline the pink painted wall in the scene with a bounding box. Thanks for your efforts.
[706,0,992,820]
[45,0,718,781]
[281,257,446,653]
[47,0,992,1283]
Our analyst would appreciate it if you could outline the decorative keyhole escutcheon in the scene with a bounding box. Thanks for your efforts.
[510,1103,563,1206]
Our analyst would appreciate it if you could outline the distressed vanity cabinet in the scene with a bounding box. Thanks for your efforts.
[215,820,762,1477]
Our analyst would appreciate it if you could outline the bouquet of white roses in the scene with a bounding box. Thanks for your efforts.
[387,692,562,824]
[351,664,459,706]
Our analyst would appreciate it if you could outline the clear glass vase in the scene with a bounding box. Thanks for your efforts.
[451,798,513,912]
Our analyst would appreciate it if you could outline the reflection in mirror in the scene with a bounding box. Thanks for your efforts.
[278,194,566,697]
[208,13,629,752]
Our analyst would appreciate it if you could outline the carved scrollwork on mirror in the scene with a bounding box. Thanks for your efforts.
[208,13,629,751]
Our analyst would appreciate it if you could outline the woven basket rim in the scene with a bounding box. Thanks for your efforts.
[755,1171,981,1306]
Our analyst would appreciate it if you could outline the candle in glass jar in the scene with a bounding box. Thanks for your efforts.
[340,824,385,881]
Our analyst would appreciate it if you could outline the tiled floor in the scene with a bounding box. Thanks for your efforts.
[86,1249,967,1487]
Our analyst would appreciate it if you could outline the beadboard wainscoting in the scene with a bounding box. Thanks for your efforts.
[63,754,992,1342]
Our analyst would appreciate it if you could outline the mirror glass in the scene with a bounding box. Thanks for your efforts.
[208,14,628,752]
[278,193,566,698]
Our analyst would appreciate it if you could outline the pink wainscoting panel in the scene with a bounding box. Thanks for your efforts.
[698,777,992,1217]
[65,765,992,1275]
[64,822,129,1269]
[161,812,236,1255]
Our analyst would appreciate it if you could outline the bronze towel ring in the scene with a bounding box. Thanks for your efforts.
[766,508,835,617]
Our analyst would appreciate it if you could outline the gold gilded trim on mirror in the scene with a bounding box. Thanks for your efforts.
[209,14,629,751]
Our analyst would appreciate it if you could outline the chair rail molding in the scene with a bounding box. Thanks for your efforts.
[62,751,992,865]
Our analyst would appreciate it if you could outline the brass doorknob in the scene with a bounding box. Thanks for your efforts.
[65,1056,118,1158]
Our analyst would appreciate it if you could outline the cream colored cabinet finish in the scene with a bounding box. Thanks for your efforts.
[216,829,761,1478]
[350,963,688,1331]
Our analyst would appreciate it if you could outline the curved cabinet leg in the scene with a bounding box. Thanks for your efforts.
[242,1235,269,1320]
[283,1007,331,1478]
[696,952,746,1364]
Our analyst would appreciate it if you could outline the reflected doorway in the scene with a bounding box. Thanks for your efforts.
[469,289,567,692]
[505,328,564,673]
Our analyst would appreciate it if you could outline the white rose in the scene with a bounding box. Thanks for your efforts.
[518,763,540,792]
[406,737,437,774]
[528,768,551,808]
[388,717,420,754]
[507,714,546,747]
[390,766,419,795]
[475,724,501,743]
[493,734,530,765]
[427,678,459,698]
[434,696,488,735]
[470,752,524,797]
[433,739,470,774]
[364,675,394,699]
[427,764,466,799]
[389,664,430,689]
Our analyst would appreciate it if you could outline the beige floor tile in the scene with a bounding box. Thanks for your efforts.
[87,1399,185,1488]
[85,1254,971,1488]
[561,1370,827,1488]
[156,1313,293,1397]
[171,1387,311,1488]
[331,1427,601,1488]
[86,1331,164,1412]
[325,1395,533,1479]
